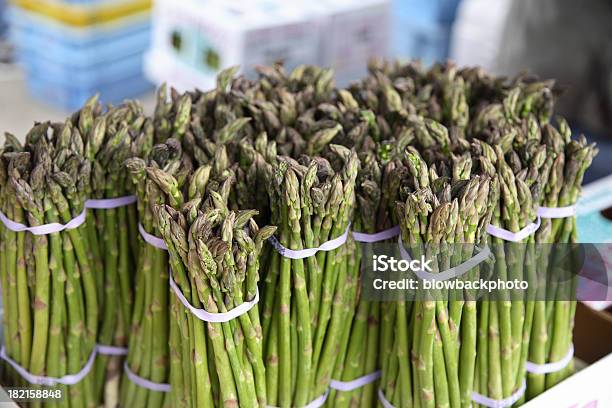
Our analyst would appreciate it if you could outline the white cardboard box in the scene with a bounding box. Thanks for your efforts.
[308,0,391,86]
[149,0,320,87]
[523,303,612,408]
[522,353,612,407]
[144,48,211,93]
[146,0,391,89]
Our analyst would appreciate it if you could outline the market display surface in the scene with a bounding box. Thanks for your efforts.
[0,61,599,407]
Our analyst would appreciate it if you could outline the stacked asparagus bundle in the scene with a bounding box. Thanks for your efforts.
[261,145,359,407]
[140,66,346,407]
[465,84,596,403]
[231,63,337,158]
[527,126,597,397]
[120,138,193,408]
[0,123,98,407]
[325,138,399,408]
[151,152,276,407]
[358,60,557,129]
[143,66,340,407]
[69,96,150,406]
[349,60,597,407]
[377,145,496,408]
[0,60,599,408]
[470,142,543,407]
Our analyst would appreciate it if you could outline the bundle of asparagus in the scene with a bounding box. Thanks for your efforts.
[325,138,399,408]
[261,145,359,407]
[351,61,599,407]
[384,121,550,408]
[120,138,193,408]
[0,60,600,408]
[150,151,276,407]
[468,141,543,407]
[231,63,337,158]
[67,96,151,406]
[359,59,557,130]
[164,64,338,167]
[377,144,496,408]
[527,125,597,397]
[0,123,98,407]
[466,87,596,403]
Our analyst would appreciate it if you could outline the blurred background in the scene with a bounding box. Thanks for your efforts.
[0,0,610,182]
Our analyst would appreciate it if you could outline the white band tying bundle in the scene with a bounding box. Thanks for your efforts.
[379,380,526,408]
[398,236,491,282]
[138,223,168,250]
[0,208,87,235]
[471,380,526,408]
[96,344,129,356]
[267,389,330,408]
[352,225,400,243]
[330,370,381,391]
[169,273,259,323]
[85,195,137,209]
[526,344,574,374]
[268,223,351,259]
[0,345,96,386]
[377,388,395,408]
[0,195,137,236]
[537,205,576,219]
[486,216,541,242]
[123,361,171,393]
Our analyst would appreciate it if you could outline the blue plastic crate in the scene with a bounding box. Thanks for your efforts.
[9,5,152,109]
[18,48,147,86]
[9,6,150,46]
[437,0,461,24]
[11,20,151,68]
[393,17,452,65]
[27,72,152,111]
[392,0,461,64]
[0,0,6,37]
[393,0,461,25]
[17,42,152,108]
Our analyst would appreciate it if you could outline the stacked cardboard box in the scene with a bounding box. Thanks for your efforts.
[144,0,391,91]
[522,303,612,407]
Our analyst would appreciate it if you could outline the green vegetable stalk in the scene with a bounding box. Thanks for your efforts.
[152,156,276,407]
[527,125,597,398]
[71,96,149,408]
[473,149,540,407]
[261,145,358,407]
[381,144,494,408]
[1,122,98,408]
[328,139,398,408]
[120,138,192,408]
[0,60,599,408]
